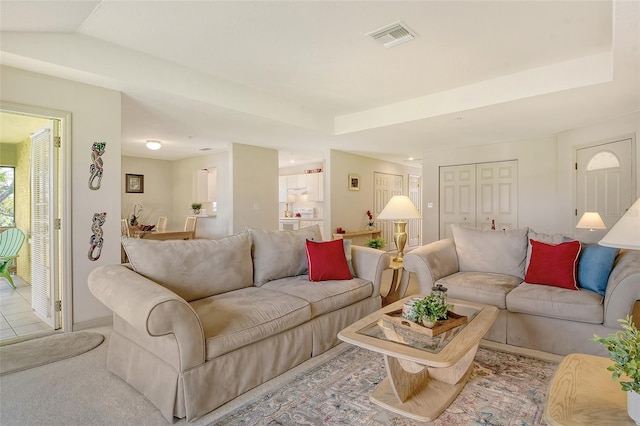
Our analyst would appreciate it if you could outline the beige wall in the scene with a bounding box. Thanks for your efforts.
[231,143,279,233]
[328,150,421,238]
[0,144,17,165]
[1,65,122,327]
[121,156,174,227]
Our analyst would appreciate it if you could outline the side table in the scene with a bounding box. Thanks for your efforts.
[381,259,410,305]
[545,353,634,425]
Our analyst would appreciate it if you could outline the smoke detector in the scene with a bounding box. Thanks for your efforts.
[366,21,417,48]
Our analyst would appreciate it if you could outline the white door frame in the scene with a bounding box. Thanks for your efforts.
[1,101,72,332]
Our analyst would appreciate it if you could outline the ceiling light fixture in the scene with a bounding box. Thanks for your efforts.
[146,140,162,150]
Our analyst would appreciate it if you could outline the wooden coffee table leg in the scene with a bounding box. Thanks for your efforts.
[371,344,478,422]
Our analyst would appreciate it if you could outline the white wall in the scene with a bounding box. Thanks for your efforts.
[1,65,121,327]
[121,156,174,227]
[329,150,421,236]
[231,143,279,233]
[172,151,231,239]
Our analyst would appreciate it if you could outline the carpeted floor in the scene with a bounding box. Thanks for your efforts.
[0,326,560,426]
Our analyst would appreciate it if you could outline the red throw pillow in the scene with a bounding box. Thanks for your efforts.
[305,239,353,282]
[525,239,581,290]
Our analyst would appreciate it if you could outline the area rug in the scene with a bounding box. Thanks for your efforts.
[0,331,104,375]
[213,345,558,425]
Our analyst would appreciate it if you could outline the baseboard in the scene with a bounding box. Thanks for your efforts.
[73,316,112,331]
[480,339,565,363]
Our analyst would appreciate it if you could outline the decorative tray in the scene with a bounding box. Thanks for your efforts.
[382,309,467,337]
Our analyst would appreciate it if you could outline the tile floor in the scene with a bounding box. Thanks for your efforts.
[0,275,52,341]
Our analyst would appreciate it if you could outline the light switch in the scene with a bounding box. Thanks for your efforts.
[427,202,434,208]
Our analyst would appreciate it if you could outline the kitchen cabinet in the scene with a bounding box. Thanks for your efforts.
[279,172,323,201]
[278,176,289,202]
[306,172,323,201]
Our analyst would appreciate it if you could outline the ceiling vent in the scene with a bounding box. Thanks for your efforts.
[366,21,417,48]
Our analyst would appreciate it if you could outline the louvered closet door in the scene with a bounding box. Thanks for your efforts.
[30,122,60,328]
[374,172,403,251]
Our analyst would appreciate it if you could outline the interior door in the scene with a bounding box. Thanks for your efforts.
[476,161,518,231]
[30,121,61,329]
[576,138,634,229]
[408,174,422,247]
[439,164,476,239]
[374,172,403,251]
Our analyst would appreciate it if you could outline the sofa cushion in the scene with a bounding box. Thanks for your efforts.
[261,275,373,318]
[525,239,581,290]
[577,244,619,296]
[306,239,352,281]
[451,225,529,279]
[121,232,253,302]
[249,225,322,285]
[526,230,570,271]
[436,272,522,309]
[190,287,311,359]
[506,283,603,324]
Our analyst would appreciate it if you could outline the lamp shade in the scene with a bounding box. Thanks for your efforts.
[576,212,606,230]
[377,195,422,220]
[599,197,640,250]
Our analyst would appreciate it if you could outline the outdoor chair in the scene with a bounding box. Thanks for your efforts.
[0,228,26,289]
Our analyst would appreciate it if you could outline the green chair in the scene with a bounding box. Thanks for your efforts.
[0,228,26,289]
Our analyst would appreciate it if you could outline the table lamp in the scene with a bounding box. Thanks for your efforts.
[576,212,606,231]
[377,195,422,262]
[599,197,640,250]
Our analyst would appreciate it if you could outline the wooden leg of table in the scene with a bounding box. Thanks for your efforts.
[383,268,411,305]
[632,300,640,329]
[371,349,476,422]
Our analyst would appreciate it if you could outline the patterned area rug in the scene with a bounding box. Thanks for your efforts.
[214,345,558,425]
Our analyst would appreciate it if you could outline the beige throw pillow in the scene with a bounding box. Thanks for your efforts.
[249,225,322,285]
[121,232,253,302]
[451,225,529,279]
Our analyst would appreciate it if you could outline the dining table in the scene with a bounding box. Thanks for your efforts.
[129,228,195,240]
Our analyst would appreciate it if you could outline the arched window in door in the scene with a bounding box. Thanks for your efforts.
[586,151,620,171]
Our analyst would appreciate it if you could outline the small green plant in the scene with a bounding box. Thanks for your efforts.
[413,293,452,325]
[592,315,640,393]
[365,236,385,249]
[191,202,202,210]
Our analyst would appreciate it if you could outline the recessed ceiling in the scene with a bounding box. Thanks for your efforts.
[0,1,637,165]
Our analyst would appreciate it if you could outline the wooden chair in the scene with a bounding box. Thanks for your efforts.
[0,228,26,289]
[156,216,168,231]
[184,217,197,239]
[120,219,130,263]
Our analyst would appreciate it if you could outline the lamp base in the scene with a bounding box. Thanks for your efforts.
[392,221,408,262]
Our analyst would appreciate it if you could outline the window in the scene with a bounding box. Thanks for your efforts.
[0,167,15,227]
[586,151,620,171]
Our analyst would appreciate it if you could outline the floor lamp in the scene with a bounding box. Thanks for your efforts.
[377,195,422,262]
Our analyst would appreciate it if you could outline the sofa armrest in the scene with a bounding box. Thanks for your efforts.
[88,264,205,371]
[603,249,640,328]
[403,239,460,293]
[351,245,390,298]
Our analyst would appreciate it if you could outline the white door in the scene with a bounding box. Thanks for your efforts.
[576,138,634,229]
[374,172,403,251]
[476,161,518,231]
[408,174,422,247]
[30,122,61,329]
[439,164,476,239]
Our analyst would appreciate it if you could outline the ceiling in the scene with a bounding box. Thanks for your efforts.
[0,1,638,167]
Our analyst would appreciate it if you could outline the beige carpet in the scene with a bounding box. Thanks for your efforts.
[0,331,104,375]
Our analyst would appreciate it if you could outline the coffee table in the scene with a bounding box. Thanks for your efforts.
[338,296,498,422]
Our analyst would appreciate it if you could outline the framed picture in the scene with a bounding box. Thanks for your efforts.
[125,174,144,193]
[348,174,360,191]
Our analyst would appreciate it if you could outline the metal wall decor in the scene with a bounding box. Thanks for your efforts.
[88,212,107,261]
[89,142,106,190]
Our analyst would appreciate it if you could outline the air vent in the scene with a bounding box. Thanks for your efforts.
[199,147,212,151]
[366,21,417,48]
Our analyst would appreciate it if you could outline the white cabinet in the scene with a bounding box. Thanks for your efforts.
[306,172,323,201]
[278,176,288,202]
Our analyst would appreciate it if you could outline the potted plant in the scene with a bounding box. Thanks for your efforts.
[365,236,385,250]
[191,202,202,215]
[592,315,640,424]
[412,293,452,328]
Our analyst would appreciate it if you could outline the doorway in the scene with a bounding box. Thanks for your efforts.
[0,105,71,339]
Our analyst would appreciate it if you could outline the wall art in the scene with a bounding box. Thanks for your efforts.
[89,142,106,190]
[125,174,144,193]
[348,174,360,191]
[88,212,106,261]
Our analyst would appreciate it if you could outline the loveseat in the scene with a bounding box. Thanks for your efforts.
[403,225,640,356]
[88,225,389,422]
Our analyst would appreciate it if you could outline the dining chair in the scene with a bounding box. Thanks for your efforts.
[120,219,130,237]
[0,228,26,289]
[184,216,197,238]
[156,216,168,231]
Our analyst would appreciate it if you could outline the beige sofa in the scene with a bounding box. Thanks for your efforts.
[88,225,389,422]
[403,225,640,356]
